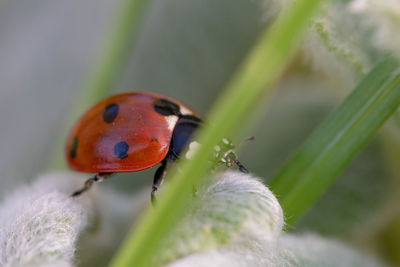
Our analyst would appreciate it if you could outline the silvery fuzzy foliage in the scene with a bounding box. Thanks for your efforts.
[298,0,400,87]
[0,173,88,267]
[302,1,375,87]
[166,233,386,267]
[349,0,400,61]
[0,171,387,266]
[157,171,284,265]
[277,234,385,267]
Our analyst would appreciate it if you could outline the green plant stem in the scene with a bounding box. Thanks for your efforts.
[270,57,400,226]
[110,1,324,266]
[47,0,151,170]
[81,0,150,105]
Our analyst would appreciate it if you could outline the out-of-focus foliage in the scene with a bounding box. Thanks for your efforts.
[302,0,400,88]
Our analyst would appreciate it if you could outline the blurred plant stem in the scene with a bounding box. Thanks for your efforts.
[382,119,400,179]
[271,57,400,226]
[46,0,151,170]
[110,0,324,266]
[373,120,400,265]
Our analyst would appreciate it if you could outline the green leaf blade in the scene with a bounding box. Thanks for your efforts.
[271,57,400,225]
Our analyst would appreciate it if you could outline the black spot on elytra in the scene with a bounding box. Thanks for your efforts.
[150,136,159,143]
[70,136,79,158]
[154,98,181,116]
[114,141,129,159]
[103,103,119,123]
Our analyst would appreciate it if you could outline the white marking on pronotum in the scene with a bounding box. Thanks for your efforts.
[185,141,201,160]
[179,105,193,116]
[214,145,221,152]
[164,115,179,131]
[222,138,229,145]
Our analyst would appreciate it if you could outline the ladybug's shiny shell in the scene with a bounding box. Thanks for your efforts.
[65,92,196,173]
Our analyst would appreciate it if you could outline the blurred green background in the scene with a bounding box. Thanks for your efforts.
[1,0,400,266]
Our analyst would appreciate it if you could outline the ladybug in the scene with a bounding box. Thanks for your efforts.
[66,91,248,201]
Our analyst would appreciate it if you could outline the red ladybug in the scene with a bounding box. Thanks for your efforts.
[66,91,247,201]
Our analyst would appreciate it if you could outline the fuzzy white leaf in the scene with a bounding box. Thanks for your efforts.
[277,233,385,267]
[0,173,88,267]
[302,2,374,87]
[166,233,386,267]
[158,171,283,265]
[266,0,400,88]
[349,0,400,60]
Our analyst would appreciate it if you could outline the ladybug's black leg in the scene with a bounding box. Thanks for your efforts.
[70,173,113,197]
[150,114,202,204]
[151,160,168,204]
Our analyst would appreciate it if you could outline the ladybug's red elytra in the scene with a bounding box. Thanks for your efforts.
[66,91,248,202]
